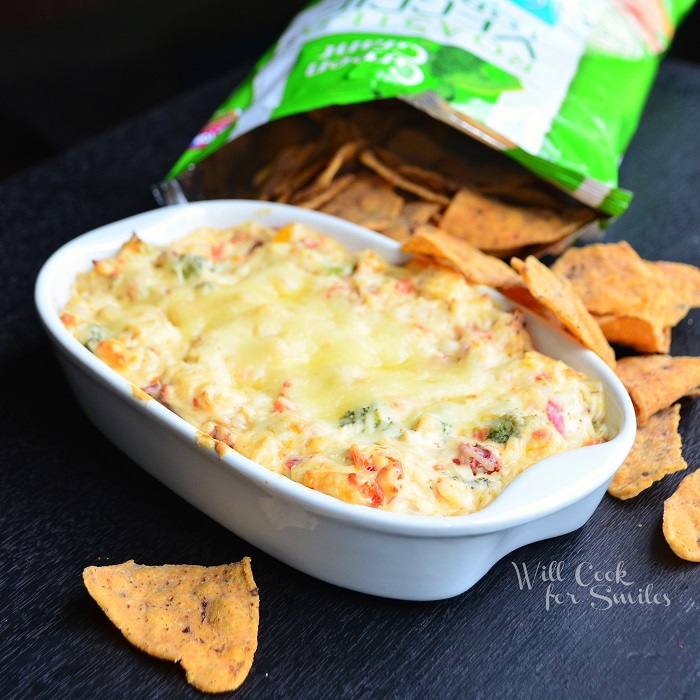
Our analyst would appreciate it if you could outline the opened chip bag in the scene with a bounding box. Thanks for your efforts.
[155,0,696,252]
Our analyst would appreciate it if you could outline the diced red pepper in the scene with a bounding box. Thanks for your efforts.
[547,400,566,436]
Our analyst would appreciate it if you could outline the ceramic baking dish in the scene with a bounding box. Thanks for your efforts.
[35,200,636,600]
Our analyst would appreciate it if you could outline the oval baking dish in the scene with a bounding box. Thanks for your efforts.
[35,200,636,601]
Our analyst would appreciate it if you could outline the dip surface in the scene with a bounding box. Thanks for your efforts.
[60,222,608,515]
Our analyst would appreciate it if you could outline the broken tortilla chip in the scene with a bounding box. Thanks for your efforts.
[608,403,686,500]
[510,255,616,368]
[83,558,259,694]
[663,469,700,562]
[401,224,522,289]
[615,355,700,426]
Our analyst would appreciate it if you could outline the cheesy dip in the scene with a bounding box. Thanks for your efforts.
[60,221,608,516]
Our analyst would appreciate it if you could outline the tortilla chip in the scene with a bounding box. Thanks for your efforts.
[319,172,404,231]
[615,355,700,426]
[400,201,442,228]
[551,241,651,314]
[594,314,671,354]
[663,469,700,562]
[440,188,593,254]
[401,225,522,289]
[607,403,686,500]
[83,559,259,693]
[491,183,568,210]
[255,142,320,202]
[383,126,462,175]
[655,260,700,307]
[291,139,365,206]
[294,173,357,210]
[378,222,412,243]
[315,139,364,189]
[510,256,616,368]
[378,201,441,242]
[551,242,691,328]
[359,148,451,205]
[396,163,457,197]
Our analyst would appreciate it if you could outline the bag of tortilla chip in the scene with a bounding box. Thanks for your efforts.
[155,0,696,219]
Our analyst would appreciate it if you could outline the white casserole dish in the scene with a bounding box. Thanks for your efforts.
[35,200,636,601]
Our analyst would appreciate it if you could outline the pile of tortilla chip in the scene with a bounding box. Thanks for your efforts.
[549,243,700,562]
[552,241,700,354]
[398,226,700,562]
[83,558,259,693]
[611,354,700,562]
[217,101,597,258]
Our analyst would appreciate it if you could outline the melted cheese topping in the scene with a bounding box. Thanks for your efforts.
[61,222,608,516]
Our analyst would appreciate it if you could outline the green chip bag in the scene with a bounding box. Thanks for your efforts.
[155,0,696,219]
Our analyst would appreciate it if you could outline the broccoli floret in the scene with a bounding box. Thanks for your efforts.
[81,324,107,353]
[338,403,401,436]
[339,406,369,427]
[486,413,523,444]
[324,264,353,276]
[170,253,211,282]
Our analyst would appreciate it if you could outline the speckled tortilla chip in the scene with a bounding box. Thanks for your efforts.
[608,404,686,500]
[655,260,700,307]
[378,201,441,243]
[319,172,404,231]
[291,140,365,206]
[255,142,320,202]
[359,148,451,205]
[615,355,700,426]
[401,224,522,289]
[551,242,691,328]
[439,188,594,254]
[552,241,656,315]
[594,314,671,354]
[510,255,616,368]
[663,469,700,562]
[395,163,456,198]
[293,173,357,210]
[83,559,259,693]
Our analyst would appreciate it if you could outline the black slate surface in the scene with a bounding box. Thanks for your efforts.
[1,59,699,700]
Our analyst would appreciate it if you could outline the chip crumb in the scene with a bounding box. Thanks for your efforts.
[83,558,259,693]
